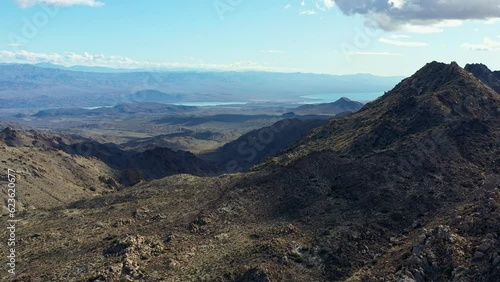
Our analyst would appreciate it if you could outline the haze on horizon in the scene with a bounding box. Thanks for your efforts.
[1,0,500,76]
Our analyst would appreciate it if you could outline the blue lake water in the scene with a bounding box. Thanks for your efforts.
[81,102,248,110]
[300,92,383,104]
[172,102,248,107]
[79,94,379,110]
[82,106,115,110]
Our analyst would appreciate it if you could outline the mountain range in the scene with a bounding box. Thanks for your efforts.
[2,61,499,281]
[0,64,402,108]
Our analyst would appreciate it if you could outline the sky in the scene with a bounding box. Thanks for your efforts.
[0,0,500,76]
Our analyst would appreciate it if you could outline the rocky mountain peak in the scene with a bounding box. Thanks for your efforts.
[465,62,500,93]
[1,126,16,135]
[338,97,352,102]
[392,61,473,96]
[375,61,500,118]
[298,61,500,157]
[465,63,492,74]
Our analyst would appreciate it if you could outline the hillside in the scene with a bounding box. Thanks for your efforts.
[4,62,500,281]
[201,118,327,172]
[0,126,215,213]
[465,63,500,93]
[0,127,118,211]
[58,140,215,185]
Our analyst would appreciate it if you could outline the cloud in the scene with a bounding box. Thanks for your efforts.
[346,51,403,56]
[378,37,429,47]
[0,50,295,72]
[461,37,500,51]
[333,0,500,32]
[485,18,500,24]
[316,0,334,10]
[5,43,25,47]
[288,0,334,14]
[300,9,317,15]
[389,34,410,38]
[323,0,334,9]
[15,0,104,8]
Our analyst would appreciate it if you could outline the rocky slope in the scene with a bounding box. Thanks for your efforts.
[0,127,117,211]
[201,118,327,173]
[60,141,215,185]
[465,63,500,93]
[3,62,500,281]
[0,126,215,211]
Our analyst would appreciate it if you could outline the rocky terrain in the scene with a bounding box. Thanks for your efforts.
[1,61,500,281]
[202,118,327,173]
[466,63,500,93]
[0,127,117,211]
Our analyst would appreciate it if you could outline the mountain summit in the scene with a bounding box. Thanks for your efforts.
[288,61,500,157]
[465,63,500,93]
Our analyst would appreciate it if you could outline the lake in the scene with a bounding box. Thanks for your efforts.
[172,102,248,107]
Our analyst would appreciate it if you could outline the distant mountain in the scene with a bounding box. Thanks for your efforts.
[33,102,196,117]
[465,63,500,93]
[0,64,403,108]
[129,90,185,103]
[34,62,133,73]
[293,97,364,115]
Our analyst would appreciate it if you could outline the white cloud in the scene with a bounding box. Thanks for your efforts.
[389,20,462,33]
[0,50,295,72]
[389,0,405,9]
[323,0,334,9]
[5,43,25,47]
[15,0,104,8]
[378,37,429,47]
[300,9,317,15]
[314,0,334,11]
[289,1,334,14]
[485,18,500,24]
[389,34,410,38]
[398,24,443,34]
[347,51,403,56]
[461,37,500,51]
[434,20,464,28]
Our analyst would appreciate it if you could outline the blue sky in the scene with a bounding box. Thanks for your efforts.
[1,0,500,76]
